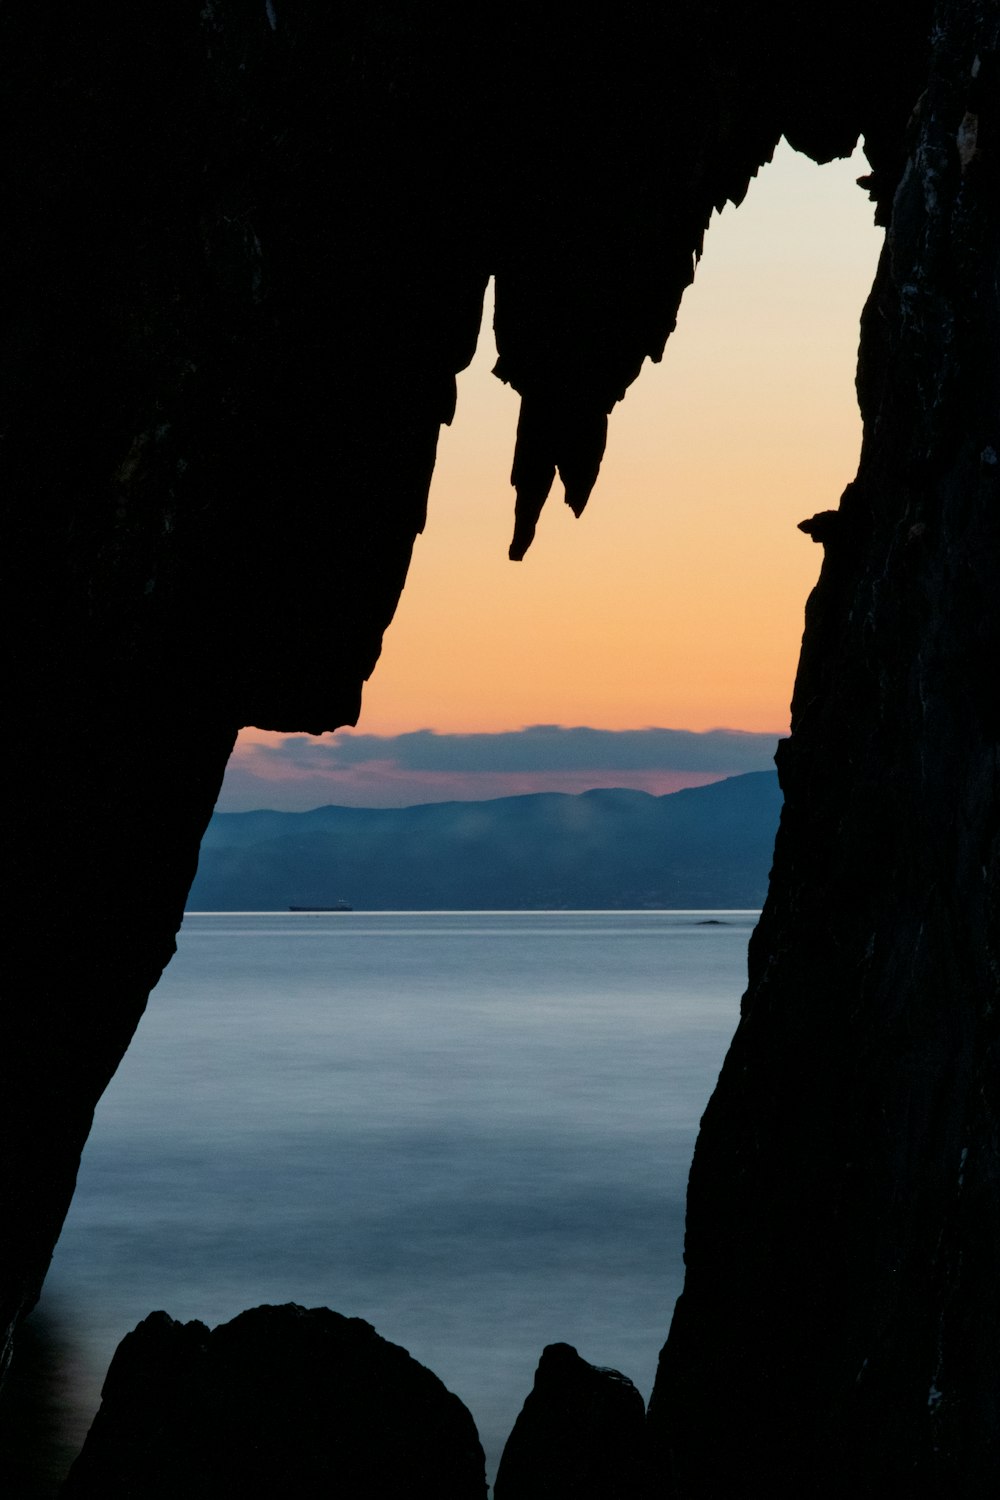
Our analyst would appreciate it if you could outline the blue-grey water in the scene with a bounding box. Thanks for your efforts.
[35,911,754,1487]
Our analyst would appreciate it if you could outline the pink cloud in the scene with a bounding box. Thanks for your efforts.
[217,736,738,811]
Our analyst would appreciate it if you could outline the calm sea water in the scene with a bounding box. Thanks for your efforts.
[29,911,755,1487]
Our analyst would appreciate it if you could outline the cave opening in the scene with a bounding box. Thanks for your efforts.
[6,4,996,1491]
[8,142,887,1494]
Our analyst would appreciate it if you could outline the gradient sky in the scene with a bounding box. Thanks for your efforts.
[223,140,882,810]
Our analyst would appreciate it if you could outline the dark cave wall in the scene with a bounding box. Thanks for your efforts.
[650,5,999,1492]
[2,3,489,1362]
[4,1,995,1492]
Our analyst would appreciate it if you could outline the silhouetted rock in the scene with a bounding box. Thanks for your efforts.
[0,0,933,1372]
[61,1304,486,1498]
[649,4,999,1495]
[2,1,995,1495]
[494,1343,649,1499]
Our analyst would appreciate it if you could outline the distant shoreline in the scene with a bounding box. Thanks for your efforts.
[188,773,781,914]
[181,908,763,916]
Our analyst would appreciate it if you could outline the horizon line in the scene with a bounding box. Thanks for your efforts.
[214,767,778,818]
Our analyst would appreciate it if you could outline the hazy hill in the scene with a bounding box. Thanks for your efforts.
[188,770,781,910]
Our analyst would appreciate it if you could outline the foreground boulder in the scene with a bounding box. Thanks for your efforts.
[61,1304,486,1498]
[494,1343,649,1498]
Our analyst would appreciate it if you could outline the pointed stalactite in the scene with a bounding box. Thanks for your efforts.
[508,396,609,559]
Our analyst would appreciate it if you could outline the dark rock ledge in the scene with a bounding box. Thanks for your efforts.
[60,1304,487,1498]
[494,1342,651,1500]
[1,0,996,1495]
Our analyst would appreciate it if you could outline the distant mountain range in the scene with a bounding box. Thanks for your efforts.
[188,770,782,911]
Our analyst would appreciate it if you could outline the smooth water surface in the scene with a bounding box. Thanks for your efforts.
[38,911,755,1484]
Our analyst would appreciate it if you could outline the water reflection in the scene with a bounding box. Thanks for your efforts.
[0,1301,91,1497]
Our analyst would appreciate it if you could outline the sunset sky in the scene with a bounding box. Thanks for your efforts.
[221,141,882,810]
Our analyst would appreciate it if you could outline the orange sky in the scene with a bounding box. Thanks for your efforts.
[358,139,880,736]
[238,140,881,757]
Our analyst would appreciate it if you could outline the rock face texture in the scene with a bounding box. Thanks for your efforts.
[494,1343,650,1499]
[649,6,1000,1495]
[60,1303,486,1497]
[2,0,995,1494]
